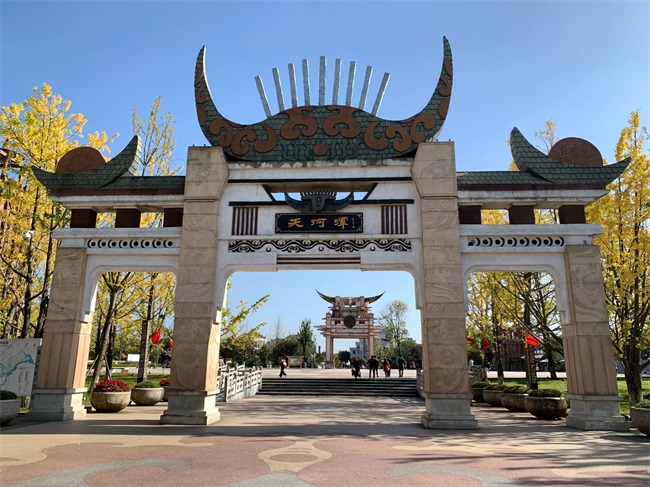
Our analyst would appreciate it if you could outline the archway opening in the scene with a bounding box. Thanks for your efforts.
[465,270,563,387]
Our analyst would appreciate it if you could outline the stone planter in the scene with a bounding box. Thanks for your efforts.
[91,391,131,413]
[470,387,486,403]
[162,386,169,402]
[525,396,568,420]
[630,407,649,436]
[482,389,503,407]
[501,393,528,412]
[131,387,164,406]
[0,399,21,426]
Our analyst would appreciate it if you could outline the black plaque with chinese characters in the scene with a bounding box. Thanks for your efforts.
[275,213,363,233]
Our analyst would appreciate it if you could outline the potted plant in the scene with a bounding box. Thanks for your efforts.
[91,379,131,413]
[159,377,170,402]
[0,390,21,426]
[470,381,490,403]
[131,380,164,406]
[482,383,506,407]
[630,400,650,436]
[500,385,528,412]
[525,388,568,419]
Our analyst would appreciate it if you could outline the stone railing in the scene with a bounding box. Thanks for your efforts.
[416,369,424,398]
[219,365,263,402]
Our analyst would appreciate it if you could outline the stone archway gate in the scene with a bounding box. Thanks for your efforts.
[29,38,629,431]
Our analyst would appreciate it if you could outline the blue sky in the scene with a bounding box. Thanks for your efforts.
[1,1,648,352]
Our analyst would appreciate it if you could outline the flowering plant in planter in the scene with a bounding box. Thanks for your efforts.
[501,385,529,412]
[0,390,21,426]
[93,379,130,392]
[482,383,506,407]
[90,379,130,413]
[159,377,170,387]
[527,388,562,398]
[469,381,490,403]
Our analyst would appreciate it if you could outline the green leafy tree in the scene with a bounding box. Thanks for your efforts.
[297,318,313,356]
[588,109,650,406]
[0,84,114,339]
[377,300,410,357]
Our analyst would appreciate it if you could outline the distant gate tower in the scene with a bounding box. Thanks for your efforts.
[316,291,384,367]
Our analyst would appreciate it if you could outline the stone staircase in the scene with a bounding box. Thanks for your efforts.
[258,377,420,398]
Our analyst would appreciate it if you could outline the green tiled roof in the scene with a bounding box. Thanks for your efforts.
[457,170,549,186]
[32,136,142,190]
[104,176,186,190]
[510,128,629,185]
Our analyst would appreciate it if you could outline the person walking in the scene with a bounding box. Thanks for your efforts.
[367,355,379,379]
[382,357,392,378]
[352,357,361,379]
[279,357,288,377]
[397,356,406,377]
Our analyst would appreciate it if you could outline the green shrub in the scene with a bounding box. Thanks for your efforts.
[470,381,490,389]
[635,400,650,409]
[484,384,506,391]
[0,390,18,400]
[134,380,161,389]
[528,388,562,398]
[503,385,527,394]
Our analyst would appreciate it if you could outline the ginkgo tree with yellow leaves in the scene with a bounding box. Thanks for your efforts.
[588,109,649,407]
[0,84,115,339]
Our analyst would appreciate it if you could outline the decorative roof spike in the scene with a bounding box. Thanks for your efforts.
[345,61,356,106]
[302,59,311,106]
[332,58,342,104]
[255,76,272,118]
[359,66,373,111]
[195,38,453,161]
[371,73,390,116]
[288,63,298,108]
[272,67,285,111]
[319,56,326,106]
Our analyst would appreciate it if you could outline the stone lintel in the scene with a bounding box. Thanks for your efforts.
[27,388,87,422]
[420,393,478,430]
[565,394,628,431]
[160,389,220,425]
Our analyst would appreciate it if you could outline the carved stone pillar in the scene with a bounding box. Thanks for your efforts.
[562,245,628,431]
[28,248,91,422]
[411,142,477,429]
[368,335,374,359]
[161,147,228,425]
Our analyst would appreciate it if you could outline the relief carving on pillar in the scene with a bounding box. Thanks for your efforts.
[48,249,87,325]
[567,246,609,330]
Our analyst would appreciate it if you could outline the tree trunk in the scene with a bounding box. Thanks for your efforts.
[523,273,538,390]
[137,277,156,383]
[90,287,119,389]
[623,341,643,407]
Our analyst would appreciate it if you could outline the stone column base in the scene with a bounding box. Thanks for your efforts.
[27,387,87,422]
[421,393,478,430]
[566,394,629,431]
[324,362,334,369]
[160,389,220,425]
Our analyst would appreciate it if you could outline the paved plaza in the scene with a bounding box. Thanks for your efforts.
[1,369,648,486]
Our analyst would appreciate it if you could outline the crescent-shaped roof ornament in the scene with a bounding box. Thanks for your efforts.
[32,136,142,191]
[316,290,336,304]
[194,38,453,162]
[365,292,385,304]
[510,128,630,185]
